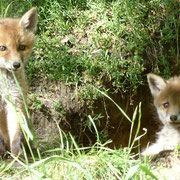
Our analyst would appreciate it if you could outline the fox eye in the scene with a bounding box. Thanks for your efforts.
[163,102,169,108]
[0,46,7,51]
[18,45,26,51]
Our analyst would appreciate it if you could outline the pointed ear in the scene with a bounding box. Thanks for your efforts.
[19,7,38,33]
[147,73,166,97]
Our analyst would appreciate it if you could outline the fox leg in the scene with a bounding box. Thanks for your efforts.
[0,110,7,156]
[0,133,5,156]
[141,142,164,156]
[6,106,24,156]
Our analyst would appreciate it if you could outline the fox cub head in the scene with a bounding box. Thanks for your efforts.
[0,8,37,71]
[148,73,180,126]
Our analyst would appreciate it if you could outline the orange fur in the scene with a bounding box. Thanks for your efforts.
[0,8,37,157]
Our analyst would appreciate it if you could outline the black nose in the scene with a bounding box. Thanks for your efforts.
[13,62,21,69]
[170,115,178,122]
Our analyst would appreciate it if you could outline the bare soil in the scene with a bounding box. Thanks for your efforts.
[29,79,159,151]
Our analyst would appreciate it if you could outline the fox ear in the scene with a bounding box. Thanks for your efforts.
[19,7,38,33]
[147,73,166,97]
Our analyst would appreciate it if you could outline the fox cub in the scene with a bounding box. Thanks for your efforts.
[0,8,37,156]
[142,73,180,156]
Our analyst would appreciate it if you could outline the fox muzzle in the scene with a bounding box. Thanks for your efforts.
[13,62,21,69]
[170,115,178,122]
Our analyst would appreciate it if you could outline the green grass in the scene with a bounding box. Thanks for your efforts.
[0,148,155,179]
[0,0,179,179]
[28,0,178,94]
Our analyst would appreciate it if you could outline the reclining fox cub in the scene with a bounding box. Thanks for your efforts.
[142,73,180,156]
[0,8,37,156]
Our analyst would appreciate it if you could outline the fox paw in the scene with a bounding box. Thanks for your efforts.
[11,139,25,158]
[141,147,162,157]
[0,146,6,157]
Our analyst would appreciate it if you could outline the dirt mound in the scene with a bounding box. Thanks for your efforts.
[28,79,161,151]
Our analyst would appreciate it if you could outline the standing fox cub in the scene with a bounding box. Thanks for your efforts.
[142,73,180,156]
[0,8,37,156]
